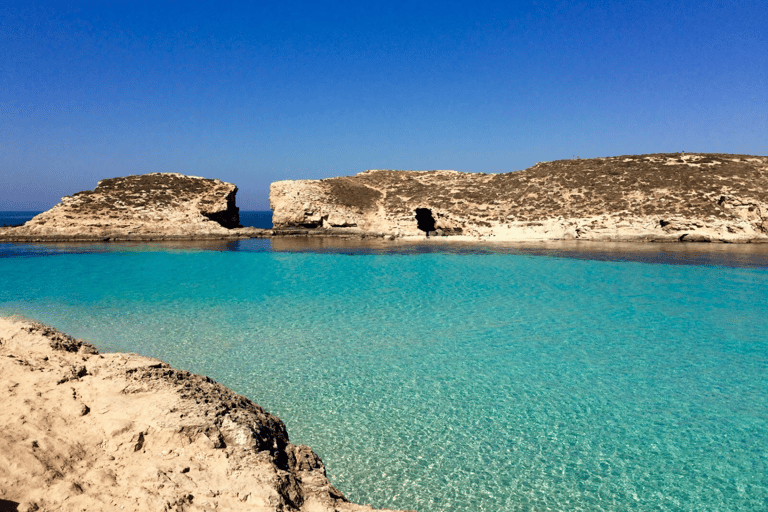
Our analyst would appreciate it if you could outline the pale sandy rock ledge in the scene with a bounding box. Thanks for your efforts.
[0,317,409,512]
[270,153,768,243]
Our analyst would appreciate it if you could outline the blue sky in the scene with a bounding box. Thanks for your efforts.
[2,0,766,210]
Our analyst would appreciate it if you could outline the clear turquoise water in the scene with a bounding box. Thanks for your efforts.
[1,241,767,511]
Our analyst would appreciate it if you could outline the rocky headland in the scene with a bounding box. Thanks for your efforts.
[0,173,266,241]
[270,153,768,243]
[0,317,407,512]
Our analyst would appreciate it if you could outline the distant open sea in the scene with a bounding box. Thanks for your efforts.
[1,225,767,510]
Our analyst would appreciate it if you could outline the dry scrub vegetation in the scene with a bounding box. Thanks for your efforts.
[315,153,768,225]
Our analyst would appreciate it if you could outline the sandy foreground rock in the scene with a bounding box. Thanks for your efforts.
[270,153,768,243]
[0,317,408,512]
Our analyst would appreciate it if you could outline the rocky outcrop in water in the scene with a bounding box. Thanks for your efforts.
[0,317,407,512]
[270,153,768,243]
[1,173,250,240]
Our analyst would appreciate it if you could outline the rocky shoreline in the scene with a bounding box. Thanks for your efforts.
[0,317,408,512]
[3,230,768,244]
[0,229,269,243]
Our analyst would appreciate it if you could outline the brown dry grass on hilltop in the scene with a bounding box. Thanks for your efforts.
[68,174,233,214]
[312,153,768,225]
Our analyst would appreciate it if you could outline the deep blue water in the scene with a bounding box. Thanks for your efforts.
[0,211,41,227]
[1,239,767,511]
[238,210,273,229]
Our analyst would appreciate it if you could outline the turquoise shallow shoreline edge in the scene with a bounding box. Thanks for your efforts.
[1,241,767,511]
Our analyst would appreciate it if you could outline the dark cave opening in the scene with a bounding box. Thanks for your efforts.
[202,207,241,229]
[415,208,436,235]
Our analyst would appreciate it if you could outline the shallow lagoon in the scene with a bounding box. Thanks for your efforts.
[2,239,767,511]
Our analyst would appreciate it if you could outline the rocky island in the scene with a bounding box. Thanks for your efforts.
[271,153,768,243]
[0,317,407,512]
[3,153,767,244]
[0,173,265,241]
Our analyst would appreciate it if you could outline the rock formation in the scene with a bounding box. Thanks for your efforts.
[1,173,248,240]
[270,153,768,243]
[0,317,408,512]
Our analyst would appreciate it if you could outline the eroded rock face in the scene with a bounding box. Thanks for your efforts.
[8,173,240,238]
[0,317,408,512]
[270,154,768,242]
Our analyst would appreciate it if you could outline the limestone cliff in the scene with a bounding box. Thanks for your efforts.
[270,153,768,243]
[4,173,242,239]
[0,317,408,512]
